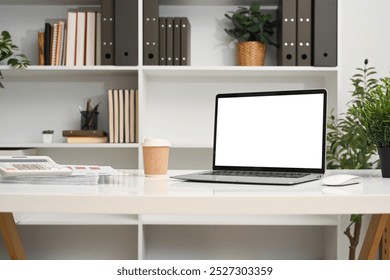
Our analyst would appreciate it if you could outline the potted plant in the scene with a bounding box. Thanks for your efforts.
[326,59,379,259]
[0,30,30,88]
[351,77,390,177]
[327,60,378,170]
[224,3,277,66]
[42,130,54,144]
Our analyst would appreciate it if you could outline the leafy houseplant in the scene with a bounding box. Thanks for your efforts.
[351,77,390,177]
[326,60,378,170]
[224,3,277,66]
[0,30,30,88]
[326,59,379,260]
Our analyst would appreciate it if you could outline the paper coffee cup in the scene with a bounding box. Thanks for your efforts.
[142,139,170,177]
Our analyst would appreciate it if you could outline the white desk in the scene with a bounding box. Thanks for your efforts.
[0,169,389,260]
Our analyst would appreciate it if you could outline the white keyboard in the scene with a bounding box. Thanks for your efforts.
[0,156,72,177]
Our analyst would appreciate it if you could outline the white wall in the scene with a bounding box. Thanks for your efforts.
[338,0,390,113]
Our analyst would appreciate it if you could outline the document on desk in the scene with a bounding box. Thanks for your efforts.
[0,165,122,185]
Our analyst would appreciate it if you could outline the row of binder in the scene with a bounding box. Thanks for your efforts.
[278,0,337,67]
[143,0,191,65]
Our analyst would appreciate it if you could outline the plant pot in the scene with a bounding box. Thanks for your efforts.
[378,147,390,178]
[42,134,53,144]
[236,41,267,66]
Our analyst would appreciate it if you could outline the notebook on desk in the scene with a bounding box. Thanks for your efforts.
[171,89,327,185]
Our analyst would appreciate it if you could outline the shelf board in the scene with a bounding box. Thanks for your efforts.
[0,65,138,79]
[142,66,338,78]
[14,213,139,225]
[0,65,338,79]
[0,0,100,5]
[141,214,340,226]
[160,0,279,7]
[0,143,140,148]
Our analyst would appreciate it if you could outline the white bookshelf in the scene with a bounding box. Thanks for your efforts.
[0,0,343,260]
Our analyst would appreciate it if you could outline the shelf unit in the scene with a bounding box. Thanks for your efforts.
[0,0,338,169]
[0,0,343,260]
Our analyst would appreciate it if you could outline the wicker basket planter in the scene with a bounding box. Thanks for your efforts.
[236,41,266,66]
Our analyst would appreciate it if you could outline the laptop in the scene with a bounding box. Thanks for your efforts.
[171,89,327,185]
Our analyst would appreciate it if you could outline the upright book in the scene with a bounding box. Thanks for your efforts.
[75,11,86,66]
[313,0,337,66]
[65,11,77,66]
[278,0,297,66]
[115,0,138,65]
[143,0,159,65]
[107,89,115,143]
[296,0,312,66]
[44,23,52,65]
[85,11,97,66]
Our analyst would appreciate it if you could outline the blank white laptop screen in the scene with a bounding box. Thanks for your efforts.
[214,92,325,169]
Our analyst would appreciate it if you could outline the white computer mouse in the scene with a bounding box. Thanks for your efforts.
[321,174,363,186]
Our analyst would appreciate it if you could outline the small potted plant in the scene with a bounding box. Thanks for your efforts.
[351,77,390,177]
[224,3,277,66]
[42,130,54,144]
[0,30,30,88]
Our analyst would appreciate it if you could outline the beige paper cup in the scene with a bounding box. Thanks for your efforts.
[142,139,170,177]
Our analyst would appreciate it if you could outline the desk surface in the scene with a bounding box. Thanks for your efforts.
[0,170,389,215]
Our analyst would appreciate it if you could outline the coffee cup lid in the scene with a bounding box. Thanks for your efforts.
[142,138,171,147]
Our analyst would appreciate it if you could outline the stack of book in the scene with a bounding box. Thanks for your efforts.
[62,130,108,144]
[107,89,138,144]
[143,0,191,66]
[38,10,101,66]
[278,0,337,66]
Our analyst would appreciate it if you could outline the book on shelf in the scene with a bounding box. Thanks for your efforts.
[66,136,108,144]
[38,31,45,65]
[41,9,101,66]
[56,21,65,66]
[62,130,107,137]
[108,89,115,143]
[85,11,97,66]
[44,23,52,65]
[107,88,138,144]
[95,12,102,66]
[75,11,86,66]
[50,22,58,65]
[118,88,125,143]
[66,11,77,66]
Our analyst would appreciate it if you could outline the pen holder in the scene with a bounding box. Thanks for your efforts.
[80,111,99,130]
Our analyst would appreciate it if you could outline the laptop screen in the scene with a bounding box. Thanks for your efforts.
[213,89,327,173]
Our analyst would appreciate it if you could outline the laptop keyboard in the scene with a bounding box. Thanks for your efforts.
[202,170,308,178]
